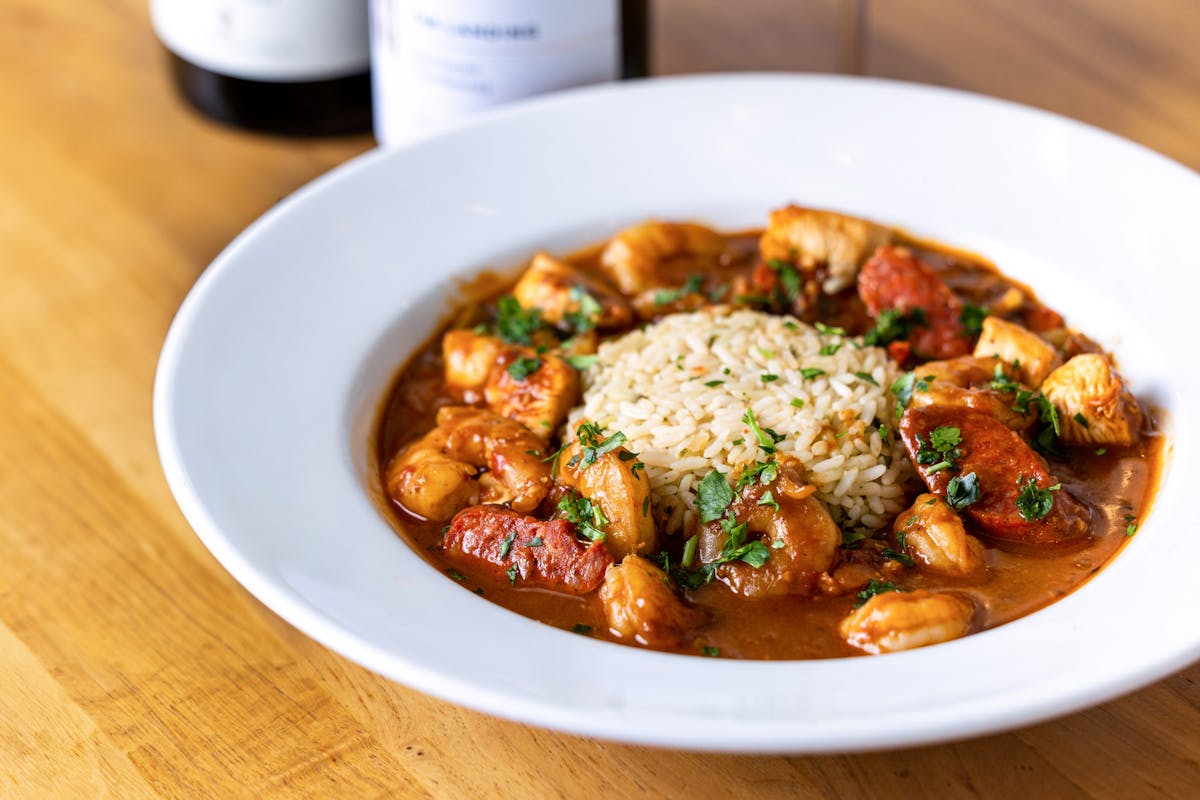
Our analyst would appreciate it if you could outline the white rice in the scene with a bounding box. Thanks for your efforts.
[567,308,915,534]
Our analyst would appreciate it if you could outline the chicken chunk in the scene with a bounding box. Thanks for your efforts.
[906,356,1035,431]
[600,556,705,647]
[973,316,1061,389]
[556,437,656,561]
[512,252,634,330]
[599,220,726,295]
[759,205,891,293]
[485,350,579,438]
[1040,354,1143,446]
[443,329,506,399]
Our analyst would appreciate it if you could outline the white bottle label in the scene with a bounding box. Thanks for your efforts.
[151,0,370,82]
[371,0,620,146]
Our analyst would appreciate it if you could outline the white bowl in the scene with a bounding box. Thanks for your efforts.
[154,74,1200,752]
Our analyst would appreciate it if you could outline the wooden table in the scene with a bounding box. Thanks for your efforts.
[2,0,1197,796]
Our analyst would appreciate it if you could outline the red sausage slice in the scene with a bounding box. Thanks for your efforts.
[900,406,1091,546]
[858,246,972,359]
[444,505,612,593]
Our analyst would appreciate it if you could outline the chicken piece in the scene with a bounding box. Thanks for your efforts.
[894,494,986,578]
[973,316,1062,388]
[556,437,655,561]
[840,590,976,655]
[387,406,552,521]
[444,505,611,594]
[485,350,579,438]
[511,252,634,330]
[759,205,891,293]
[1040,354,1143,446]
[900,405,1092,546]
[443,329,506,399]
[599,220,726,295]
[600,556,705,647]
[858,246,973,360]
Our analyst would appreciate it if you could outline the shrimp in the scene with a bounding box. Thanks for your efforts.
[906,356,1034,431]
[698,465,840,598]
[556,435,655,561]
[759,205,891,293]
[840,590,977,654]
[599,220,726,294]
[1040,354,1143,446]
[894,494,986,578]
[973,316,1062,388]
[600,556,705,647]
[511,252,633,330]
[386,406,551,521]
[442,329,580,436]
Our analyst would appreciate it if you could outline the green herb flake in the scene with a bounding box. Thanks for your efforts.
[800,367,826,380]
[863,307,928,347]
[566,353,599,370]
[960,303,988,335]
[814,321,846,336]
[697,470,735,523]
[526,536,544,548]
[854,371,879,386]
[783,320,800,332]
[574,421,628,467]
[572,623,593,635]
[557,490,609,541]
[498,532,517,558]
[445,568,467,582]
[946,471,981,510]
[819,343,843,356]
[681,534,699,568]
[756,346,777,359]
[506,564,519,585]
[654,274,705,306]
[705,379,725,387]
[506,356,542,381]
[757,489,780,511]
[1073,412,1090,428]
[1015,477,1060,521]
[563,285,602,333]
[766,259,802,302]
[789,398,805,409]
[742,408,785,454]
[701,646,721,658]
[761,373,780,383]
[855,578,904,608]
[474,587,485,596]
[494,295,544,345]
[1095,448,1107,456]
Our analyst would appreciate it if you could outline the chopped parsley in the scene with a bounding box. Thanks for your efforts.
[701,646,721,657]
[654,274,704,306]
[563,285,602,333]
[736,460,778,490]
[863,307,927,347]
[946,471,981,509]
[526,536,544,547]
[445,568,467,582]
[565,353,599,370]
[572,623,594,635]
[757,489,780,511]
[960,303,988,335]
[697,470,735,523]
[855,579,904,607]
[742,408,785,454]
[761,373,780,383]
[494,295,544,345]
[681,534,698,568]
[990,362,1021,393]
[756,346,777,359]
[506,356,542,381]
[915,425,963,474]
[1015,477,1060,521]
[1095,448,1107,456]
[498,532,517,558]
[814,321,845,336]
[705,379,725,387]
[557,490,609,541]
[570,421,628,468]
[790,397,806,409]
[800,367,826,380]
[506,564,519,584]
[891,371,935,415]
[766,259,802,302]
[819,343,843,356]
[854,371,879,386]
[1073,412,1090,428]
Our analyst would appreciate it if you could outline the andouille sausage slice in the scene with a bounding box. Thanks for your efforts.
[443,505,612,593]
[858,246,973,360]
[900,406,1091,546]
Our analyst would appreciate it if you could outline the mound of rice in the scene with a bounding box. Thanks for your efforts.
[567,308,915,534]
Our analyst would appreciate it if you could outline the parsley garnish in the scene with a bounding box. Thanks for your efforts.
[736,460,778,490]
[854,371,879,386]
[701,646,721,657]
[498,532,516,558]
[790,398,805,408]
[960,303,988,335]
[572,623,593,635]
[697,470,735,523]
[704,379,725,387]
[494,295,544,345]
[819,343,842,356]
[526,536,544,547]
[915,426,963,474]
[566,353,599,370]
[800,367,825,380]
[1015,477,1059,521]
[946,471,980,509]
[506,356,542,381]
[761,373,779,383]
[742,408,785,454]
[654,274,704,306]
[757,489,780,511]
[766,259,802,302]
[681,535,698,568]
[891,371,935,416]
[571,421,628,468]
[990,362,1021,393]
[1072,412,1090,428]
[445,568,467,582]
[563,285,602,333]
[557,490,609,541]
[863,307,927,347]
[506,564,519,584]
[855,579,903,607]
[814,321,846,336]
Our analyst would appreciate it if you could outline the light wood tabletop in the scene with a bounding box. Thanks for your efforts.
[2,0,1197,797]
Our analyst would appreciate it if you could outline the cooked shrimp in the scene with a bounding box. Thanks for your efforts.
[485,350,579,437]
[906,356,1033,431]
[894,494,986,578]
[760,205,891,293]
[840,590,976,654]
[386,406,551,521]
[599,220,726,294]
[699,471,840,598]
[1041,354,1143,446]
[443,329,505,399]
[973,316,1061,388]
[512,252,633,330]
[556,436,655,561]
[600,556,705,647]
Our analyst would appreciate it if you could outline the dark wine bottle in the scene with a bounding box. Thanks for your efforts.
[369,0,651,146]
[151,0,373,137]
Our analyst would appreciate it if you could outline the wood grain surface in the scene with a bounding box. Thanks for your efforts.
[1,0,1197,797]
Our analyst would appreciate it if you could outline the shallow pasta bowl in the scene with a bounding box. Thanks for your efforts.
[154,74,1200,752]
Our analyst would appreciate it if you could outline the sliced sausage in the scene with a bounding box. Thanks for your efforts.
[900,405,1091,546]
[443,505,612,593]
[858,246,972,359]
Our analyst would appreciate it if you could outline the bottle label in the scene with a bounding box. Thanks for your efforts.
[151,0,370,82]
[371,0,619,146]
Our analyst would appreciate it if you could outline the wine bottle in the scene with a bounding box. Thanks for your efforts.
[370,0,650,147]
[151,0,373,136]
